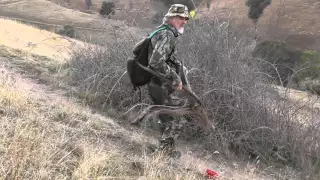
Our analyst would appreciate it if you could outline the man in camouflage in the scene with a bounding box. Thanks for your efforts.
[147,4,192,157]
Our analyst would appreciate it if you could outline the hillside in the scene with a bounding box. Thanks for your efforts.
[0,18,87,60]
[46,0,320,36]
[2,0,319,50]
[203,0,320,50]
[1,0,320,179]
[0,43,279,179]
[0,0,148,44]
[204,0,320,34]
[45,0,320,50]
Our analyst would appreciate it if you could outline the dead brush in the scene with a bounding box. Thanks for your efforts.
[179,18,320,178]
[69,16,320,178]
[68,35,141,110]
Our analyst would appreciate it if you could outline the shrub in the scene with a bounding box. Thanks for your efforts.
[68,35,143,111]
[85,0,92,10]
[178,20,320,178]
[99,1,115,17]
[152,0,204,10]
[152,12,164,25]
[57,25,76,38]
[252,42,320,95]
[296,50,320,94]
[299,50,320,80]
[252,41,302,87]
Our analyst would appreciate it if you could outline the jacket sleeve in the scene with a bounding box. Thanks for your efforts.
[148,31,181,87]
[169,47,192,89]
[169,48,182,74]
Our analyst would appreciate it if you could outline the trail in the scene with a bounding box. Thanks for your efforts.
[0,0,25,6]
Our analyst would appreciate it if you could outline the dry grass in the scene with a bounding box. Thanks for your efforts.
[0,59,212,180]
[0,18,85,60]
[275,85,320,109]
[202,0,320,35]
[48,0,105,13]
[72,148,136,179]
[0,44,278,180]
[179,20,320,179]
[0,0,147,45]
[0,84,34,116]
[0,0,100,24]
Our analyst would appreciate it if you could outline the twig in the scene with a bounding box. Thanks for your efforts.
[121,103,151,117]
[105,70,127,102]
[233,126,274,141]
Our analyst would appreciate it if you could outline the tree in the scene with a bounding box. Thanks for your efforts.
[57,25,75,38]
[245,0,272,24]
[206,0,211,10]
[99,1,115,18]
[85,0,92,10]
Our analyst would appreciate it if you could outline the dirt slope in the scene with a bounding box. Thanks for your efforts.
[46,0,320,50]
[4,0,318,49]
[0,46,282,179]
[0,0,148,44]
[47,0,158,29]
[54,0,320,37]
[0,0,318,178]
[0,18,88,60]
[202,0,320,50]
[0,19,290,179]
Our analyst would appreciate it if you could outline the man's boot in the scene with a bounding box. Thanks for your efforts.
[159,137,181,159]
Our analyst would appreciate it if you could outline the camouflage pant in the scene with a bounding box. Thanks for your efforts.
[147,76,186,152]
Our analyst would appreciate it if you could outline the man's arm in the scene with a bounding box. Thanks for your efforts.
[149,32,182,88]
[170,48,191,90]
[168,48,182,75]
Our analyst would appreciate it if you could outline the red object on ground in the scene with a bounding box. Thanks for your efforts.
[206,169,219,179]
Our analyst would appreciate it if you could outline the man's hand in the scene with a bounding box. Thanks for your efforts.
[174,82,183,91]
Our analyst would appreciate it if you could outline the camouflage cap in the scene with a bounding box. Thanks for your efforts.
[165,4,190,20]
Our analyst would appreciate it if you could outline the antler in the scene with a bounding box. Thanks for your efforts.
[130,104,213,133]
[129,62,214,132]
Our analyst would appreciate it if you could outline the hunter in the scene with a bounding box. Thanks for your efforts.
[146,4,193,157]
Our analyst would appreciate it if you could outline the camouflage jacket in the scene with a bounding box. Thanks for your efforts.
[148,23,182,88]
